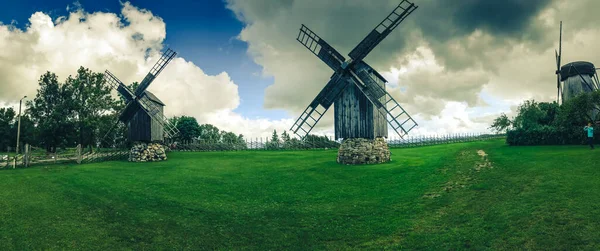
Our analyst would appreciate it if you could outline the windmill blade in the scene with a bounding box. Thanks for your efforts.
[290,74,350,139]
[136,95,180,139]
[297,24,347,72]
[104,70,135,103]
[348,0,417,62]
[118,101,141,123]
[134,48,178,96]
[555,50,561,103]
[99,118,123,147]
[348,68,417,138]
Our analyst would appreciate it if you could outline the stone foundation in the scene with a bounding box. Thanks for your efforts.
[337,137,391,165]
[129,142,167,162]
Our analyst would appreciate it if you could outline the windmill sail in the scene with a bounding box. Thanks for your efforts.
[135,48,178,96]
[348,0,417,62]
[297,25,347,72]
[349,68,417,137]
[104,70,135,103]
[290,74,349,138]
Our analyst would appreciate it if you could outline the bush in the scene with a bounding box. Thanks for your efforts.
[507,126,598,146]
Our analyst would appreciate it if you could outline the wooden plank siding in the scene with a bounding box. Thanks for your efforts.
[128,96,165,142]
[334,77,388,140]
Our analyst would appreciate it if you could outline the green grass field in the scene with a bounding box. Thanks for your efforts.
[1,139,600,250]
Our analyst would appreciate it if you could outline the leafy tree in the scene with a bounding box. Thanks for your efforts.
[173,116,201,143]
[66,67,118,148]
[27,72,77,152]
[489,113,512,134]
[0,107,15,151]
[198,124,221,143]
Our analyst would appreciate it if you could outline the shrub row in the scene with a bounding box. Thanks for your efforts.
[507,126,599,146]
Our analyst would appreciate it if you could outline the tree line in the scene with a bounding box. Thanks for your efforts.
[0,67,247,153]
[489,90,600,145]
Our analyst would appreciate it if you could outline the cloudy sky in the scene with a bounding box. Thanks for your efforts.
[0,0,599,139]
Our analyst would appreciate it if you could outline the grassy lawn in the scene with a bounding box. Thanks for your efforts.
[1,139,600,249]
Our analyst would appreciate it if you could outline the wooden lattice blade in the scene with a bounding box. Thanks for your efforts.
[297,24,346,72]
[134,48,177,96]
[290,74,349,138]
[348,0,417,62]
[104,70,135,102]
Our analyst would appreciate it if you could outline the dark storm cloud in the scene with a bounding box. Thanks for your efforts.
[225,0,599,121]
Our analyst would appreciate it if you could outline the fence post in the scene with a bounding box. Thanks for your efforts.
[24,144,29,167]
[77,144,82,164]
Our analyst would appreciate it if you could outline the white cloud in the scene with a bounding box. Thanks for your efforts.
[0,2,290,139]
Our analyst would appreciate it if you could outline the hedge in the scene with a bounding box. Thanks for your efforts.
[507,126,599,146]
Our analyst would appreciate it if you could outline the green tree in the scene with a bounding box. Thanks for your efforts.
[0,107,16,151]
[198,124,221,143]
[27,72,77,152]
[281,130,291,143]
[66,67,118,148]
[489,113,512,134]
[174,116,201,143]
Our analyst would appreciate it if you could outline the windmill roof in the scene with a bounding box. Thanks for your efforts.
[560,61,596,81]
[143,91,165,106]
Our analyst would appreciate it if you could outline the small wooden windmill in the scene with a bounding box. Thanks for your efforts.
[103,48,180,143]
[290,0,419,140]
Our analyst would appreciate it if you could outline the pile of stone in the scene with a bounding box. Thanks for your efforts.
[129,142,167,162]
[337,137,391,165]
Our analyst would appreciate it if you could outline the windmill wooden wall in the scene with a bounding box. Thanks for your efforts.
[334,68,388,140]
[128,92,165,142]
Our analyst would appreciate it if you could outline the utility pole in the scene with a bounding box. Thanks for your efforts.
[16,95,27,155]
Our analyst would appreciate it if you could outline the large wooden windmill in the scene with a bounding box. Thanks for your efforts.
[290,0,419,140]
[103,48,180,143]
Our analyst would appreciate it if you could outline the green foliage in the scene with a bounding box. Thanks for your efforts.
[172,116,201,143]
[500,91,600,145]
[198,124,221,143]
[27,72,77,152]
[489,113,511,134]
[0,107,16,151]
[66,67,120,148]
[266,130,280,150]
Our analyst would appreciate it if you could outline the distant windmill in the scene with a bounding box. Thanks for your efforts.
[555,21,600,105]
[103,48,180,144]
[290,0,418,140]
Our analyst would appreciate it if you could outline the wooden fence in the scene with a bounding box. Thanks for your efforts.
[173,133,506,152]
[0,144,129,169]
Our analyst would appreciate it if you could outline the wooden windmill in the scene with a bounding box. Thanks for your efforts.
[554,21,600,122]
[103,48,180,143]
[290,0,419,140]
[555,21,600,105]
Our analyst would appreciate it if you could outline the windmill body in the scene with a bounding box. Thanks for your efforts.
[334,62,388,139]
[560,61,597,103]
[128,91,165,142]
